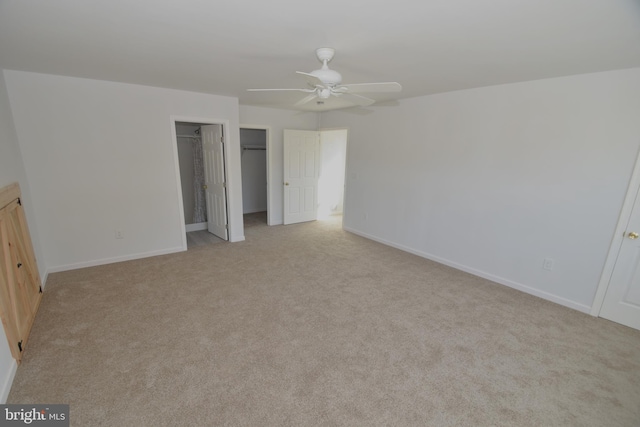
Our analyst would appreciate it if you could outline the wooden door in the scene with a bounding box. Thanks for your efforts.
[0,183,42,362]
[201,124,229,240]
[283,130,319,225]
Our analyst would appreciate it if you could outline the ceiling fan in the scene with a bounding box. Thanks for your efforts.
[247,48,402,108]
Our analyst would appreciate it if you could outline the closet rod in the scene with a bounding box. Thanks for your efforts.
[242,147,266,151]
[177,134,201,138]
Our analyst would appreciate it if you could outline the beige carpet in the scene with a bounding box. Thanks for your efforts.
[8,216,640,426]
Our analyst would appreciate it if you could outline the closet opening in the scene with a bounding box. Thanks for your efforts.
[240,126,270,227]
[174,121,230,248]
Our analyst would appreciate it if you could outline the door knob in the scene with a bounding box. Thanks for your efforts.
[203,185,208,190]
[628,232,639,239]
[285,182,289,186]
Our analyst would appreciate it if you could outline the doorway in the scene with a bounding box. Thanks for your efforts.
[282,128,348,225]
[240,126,271,226]
[174,120,230,248]
[318,129,348,219]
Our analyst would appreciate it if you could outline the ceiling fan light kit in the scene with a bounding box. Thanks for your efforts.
[247,48,402,109]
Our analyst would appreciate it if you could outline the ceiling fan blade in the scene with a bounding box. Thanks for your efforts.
[295,92,319,106]
[296,71,326,88]
[339,92,376,107]
[338,82,402,93]
[247,88,314,92]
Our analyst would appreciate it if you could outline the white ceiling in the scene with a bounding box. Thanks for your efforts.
[1,0,639,112]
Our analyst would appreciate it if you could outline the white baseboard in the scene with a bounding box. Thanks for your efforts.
[40,269,48,289]
[185,222,207,232]
[0,360,17,403]
[343,226,591,314]
[45,246,186,274]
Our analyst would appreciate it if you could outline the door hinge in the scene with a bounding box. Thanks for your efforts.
[225,224,229,230]
[17,198,22,206]
[223,182,227,188]
[39,286,43,294]
[17,262,22,269]
[17,340,23,352]
[220,136,224,143]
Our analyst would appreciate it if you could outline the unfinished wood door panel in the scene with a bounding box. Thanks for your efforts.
[0,183,42,362]
[5,200,40,319]
[0,231,20,360]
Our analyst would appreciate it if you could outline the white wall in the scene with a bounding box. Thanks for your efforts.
[176,122,201,225]
[0,72,45,402]
[177,138,195,223]
[240,128,267,214]
[239,106,317,224]
[240,149,267,214]
[322,68,640,311]
[4,70,244,272]
[240,128,267,146]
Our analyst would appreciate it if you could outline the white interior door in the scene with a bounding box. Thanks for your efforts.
[283,130,319,225]
[600,188,640,330]
[201,124,228,240]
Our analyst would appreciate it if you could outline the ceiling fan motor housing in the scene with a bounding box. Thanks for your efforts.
[310,68,342,86]
[311,47,342,86]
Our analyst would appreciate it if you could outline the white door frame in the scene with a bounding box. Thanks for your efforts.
[240,125,273,225]
[592,146,640,316]
[170,116,232,250]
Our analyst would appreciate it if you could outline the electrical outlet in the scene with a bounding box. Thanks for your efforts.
[543,258,554,271]
[115,230,124,239]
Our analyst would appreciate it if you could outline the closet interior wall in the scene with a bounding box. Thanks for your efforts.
[176,123,202,226]
[240,129,267,215]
